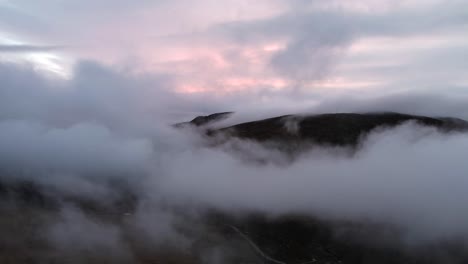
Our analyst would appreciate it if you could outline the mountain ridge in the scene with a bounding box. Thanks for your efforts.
[179,112,468,147]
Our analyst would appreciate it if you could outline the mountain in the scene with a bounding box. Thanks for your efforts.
[174,112,233,128]
[183,112,468,147]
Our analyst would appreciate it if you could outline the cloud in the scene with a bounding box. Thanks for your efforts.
[1,0,466,95]
[0,47,468,261]
[0,61,181,127]
[0,44,64,53]
[212,0,468,82]
[0,121,153,184]
[159,123,468,243]
[309,92,468,121]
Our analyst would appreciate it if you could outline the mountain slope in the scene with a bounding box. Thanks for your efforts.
[185,112,468,146]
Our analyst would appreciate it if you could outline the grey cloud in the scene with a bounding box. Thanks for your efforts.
[0,4,50,35]
[212,0,468,81]
[0,121,153,180]
[310,92,468,121]
[0,0,162,52]
[0,61,176,130]
[0,44,64,53]
[159,123,468,243]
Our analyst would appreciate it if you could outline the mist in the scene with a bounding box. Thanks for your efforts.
[1,61,468,263]
[161,123,468,242]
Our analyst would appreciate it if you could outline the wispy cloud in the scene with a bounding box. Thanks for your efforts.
[0,44,64,53]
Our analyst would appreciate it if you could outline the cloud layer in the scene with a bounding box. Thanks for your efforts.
[0,61,468,247]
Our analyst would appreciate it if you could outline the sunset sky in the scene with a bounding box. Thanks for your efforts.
[1,0,468,118]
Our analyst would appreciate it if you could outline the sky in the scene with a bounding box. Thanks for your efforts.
[1,0,467,112]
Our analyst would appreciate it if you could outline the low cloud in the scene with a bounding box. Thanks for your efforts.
[0,61,468,262]
[161,123,468,243]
